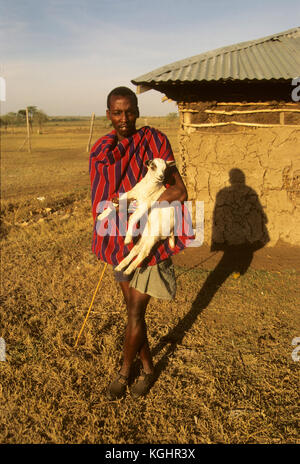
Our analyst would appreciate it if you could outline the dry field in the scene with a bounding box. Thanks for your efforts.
[0,119,299,444]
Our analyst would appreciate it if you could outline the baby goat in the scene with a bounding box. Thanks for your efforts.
[97,158,176,274]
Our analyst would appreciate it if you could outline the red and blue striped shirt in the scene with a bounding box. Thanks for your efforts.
[89,126,193,266]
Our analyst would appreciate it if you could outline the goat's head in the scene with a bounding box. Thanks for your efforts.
[144,159,176,182]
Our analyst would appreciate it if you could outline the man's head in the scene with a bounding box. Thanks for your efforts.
[106,87,139,141]
[107,87,138,110]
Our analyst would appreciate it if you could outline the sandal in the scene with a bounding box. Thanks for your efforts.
[107,372,129,400]
[130,370,155,398]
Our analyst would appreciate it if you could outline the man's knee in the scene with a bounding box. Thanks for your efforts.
[127,291,150,323]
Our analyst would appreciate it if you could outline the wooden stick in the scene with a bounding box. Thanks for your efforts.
[136,84,151,94]
[184,112,192,124]
[183,121,300,128]
[205,109,300,115]
[180,109,199,113]
[162,96,173,102]
[18,136,28,152]
[26,107,31,153]
[183,122,231,127]
[74,262,107,348]
[86,112,95,153]
[216,102,299,106]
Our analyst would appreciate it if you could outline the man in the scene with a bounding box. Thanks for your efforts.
[89,86,190,400]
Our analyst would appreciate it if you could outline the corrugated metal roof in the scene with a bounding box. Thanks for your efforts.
[132,27,300,85]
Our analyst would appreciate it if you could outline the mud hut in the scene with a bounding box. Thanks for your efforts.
[132,27,300,247]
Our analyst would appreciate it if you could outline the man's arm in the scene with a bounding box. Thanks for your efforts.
[158,167,188,203]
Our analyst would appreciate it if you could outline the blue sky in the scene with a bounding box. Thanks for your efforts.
[0,0,299,116]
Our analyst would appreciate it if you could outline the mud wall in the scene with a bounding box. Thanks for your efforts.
[177,103,300,247]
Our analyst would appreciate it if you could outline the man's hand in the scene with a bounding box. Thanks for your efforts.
[158,167,188,203]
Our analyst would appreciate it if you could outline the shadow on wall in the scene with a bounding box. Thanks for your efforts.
[211,168,270,260]
[151,169,270,382]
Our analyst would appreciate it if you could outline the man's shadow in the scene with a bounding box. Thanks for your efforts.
[151,168,270,380]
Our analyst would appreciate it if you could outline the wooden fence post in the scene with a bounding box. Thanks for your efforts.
[86,112,95,153]
[26,107,31,153]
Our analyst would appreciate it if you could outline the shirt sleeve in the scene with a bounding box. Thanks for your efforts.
[153,130,175,163]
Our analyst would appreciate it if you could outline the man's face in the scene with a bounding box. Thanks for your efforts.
[106,95,139,141]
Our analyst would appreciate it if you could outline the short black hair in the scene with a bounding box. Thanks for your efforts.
[107,86,138,109]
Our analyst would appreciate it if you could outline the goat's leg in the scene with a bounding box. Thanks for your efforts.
[124,204,149,245]
[168,234,175,249]
[123,237,157,275]
[114,241,142,272]
[97,190,137,222]
[97,206,115,221]
[154,206,175,249]
[168,208,175,249]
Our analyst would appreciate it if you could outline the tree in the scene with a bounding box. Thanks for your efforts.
[27,106,37,119]
[18,106,36,129]
[1,107,49,132]
[167,112,178,120]
[0,114,9,130]
[0,112,18,129]
[17,106,48,131]
[33,110,48,133]
[17,109,27,124]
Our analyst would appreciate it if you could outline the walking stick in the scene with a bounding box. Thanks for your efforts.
[74,262,108,348]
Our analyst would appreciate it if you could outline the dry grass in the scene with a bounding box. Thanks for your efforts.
[0,120,299,444]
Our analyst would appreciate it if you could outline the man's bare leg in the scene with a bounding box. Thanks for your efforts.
[119,282,154,377]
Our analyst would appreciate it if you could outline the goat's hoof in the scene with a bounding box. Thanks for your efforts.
[168,237,175,249]
[97,211,109,221]
[124,267,134,275]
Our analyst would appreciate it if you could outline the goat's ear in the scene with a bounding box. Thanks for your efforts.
[166,160,176,167]
[144,159,152,167]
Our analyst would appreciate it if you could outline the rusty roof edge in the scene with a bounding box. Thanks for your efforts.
[131,27,300,84]
[135,78,294,86]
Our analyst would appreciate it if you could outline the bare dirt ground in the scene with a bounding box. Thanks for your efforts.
[173,242,300,272]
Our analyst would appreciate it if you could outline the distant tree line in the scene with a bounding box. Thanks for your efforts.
[0,110,178,131]
[0,106,48,131]
[50,115,108,122]
[167,112,178,119]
